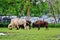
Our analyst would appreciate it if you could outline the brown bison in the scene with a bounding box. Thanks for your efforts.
[32,20,48,30]
[8,18,27,30]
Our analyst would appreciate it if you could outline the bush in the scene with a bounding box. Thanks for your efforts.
[48,23,60,28]
[0,22,60,28]
[0,22,10,27]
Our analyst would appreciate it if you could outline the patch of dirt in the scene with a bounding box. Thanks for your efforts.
[52,35,60,38]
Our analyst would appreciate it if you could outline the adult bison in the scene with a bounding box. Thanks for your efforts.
[8,18,27,30]
[32,20,48,30]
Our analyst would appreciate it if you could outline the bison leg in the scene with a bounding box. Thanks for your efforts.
[46,26,48,30]
[32,24,35,28]
[16,28,19,30]
[24,24,26,29]
[16,25,19,30]
[26,26,29,30]
[38,26,40,30]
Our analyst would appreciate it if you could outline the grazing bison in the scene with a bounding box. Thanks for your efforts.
[8,18,27,30]
[32,20,48,30]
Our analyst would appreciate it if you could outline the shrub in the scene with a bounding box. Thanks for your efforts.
[48,23,60,28]
[0,22,10,27]
[0,22,60,28]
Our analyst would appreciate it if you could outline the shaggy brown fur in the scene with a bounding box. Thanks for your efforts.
[32,20,48,30]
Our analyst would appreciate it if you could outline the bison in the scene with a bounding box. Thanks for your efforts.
[32,20,48,30]
[8,18,27,30]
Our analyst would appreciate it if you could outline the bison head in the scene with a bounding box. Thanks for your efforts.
[8,24,13,30]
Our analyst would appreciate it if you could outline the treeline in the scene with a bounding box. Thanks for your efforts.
[0,0,60,17]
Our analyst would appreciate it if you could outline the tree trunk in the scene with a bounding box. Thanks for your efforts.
[57,7,60,23]
[47,0,57,27]
[26,5,30,21]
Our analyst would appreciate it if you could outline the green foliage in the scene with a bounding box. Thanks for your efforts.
[0,22,9,27]
[0,0,22,16]
[48,23,60,28]
[30,1,49,16]
[0,0,49,16]
[0,0,60,16]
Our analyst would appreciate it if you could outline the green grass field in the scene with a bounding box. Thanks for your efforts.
[0,27,60,40]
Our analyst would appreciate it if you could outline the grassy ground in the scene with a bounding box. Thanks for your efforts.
[0,27,60,40]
